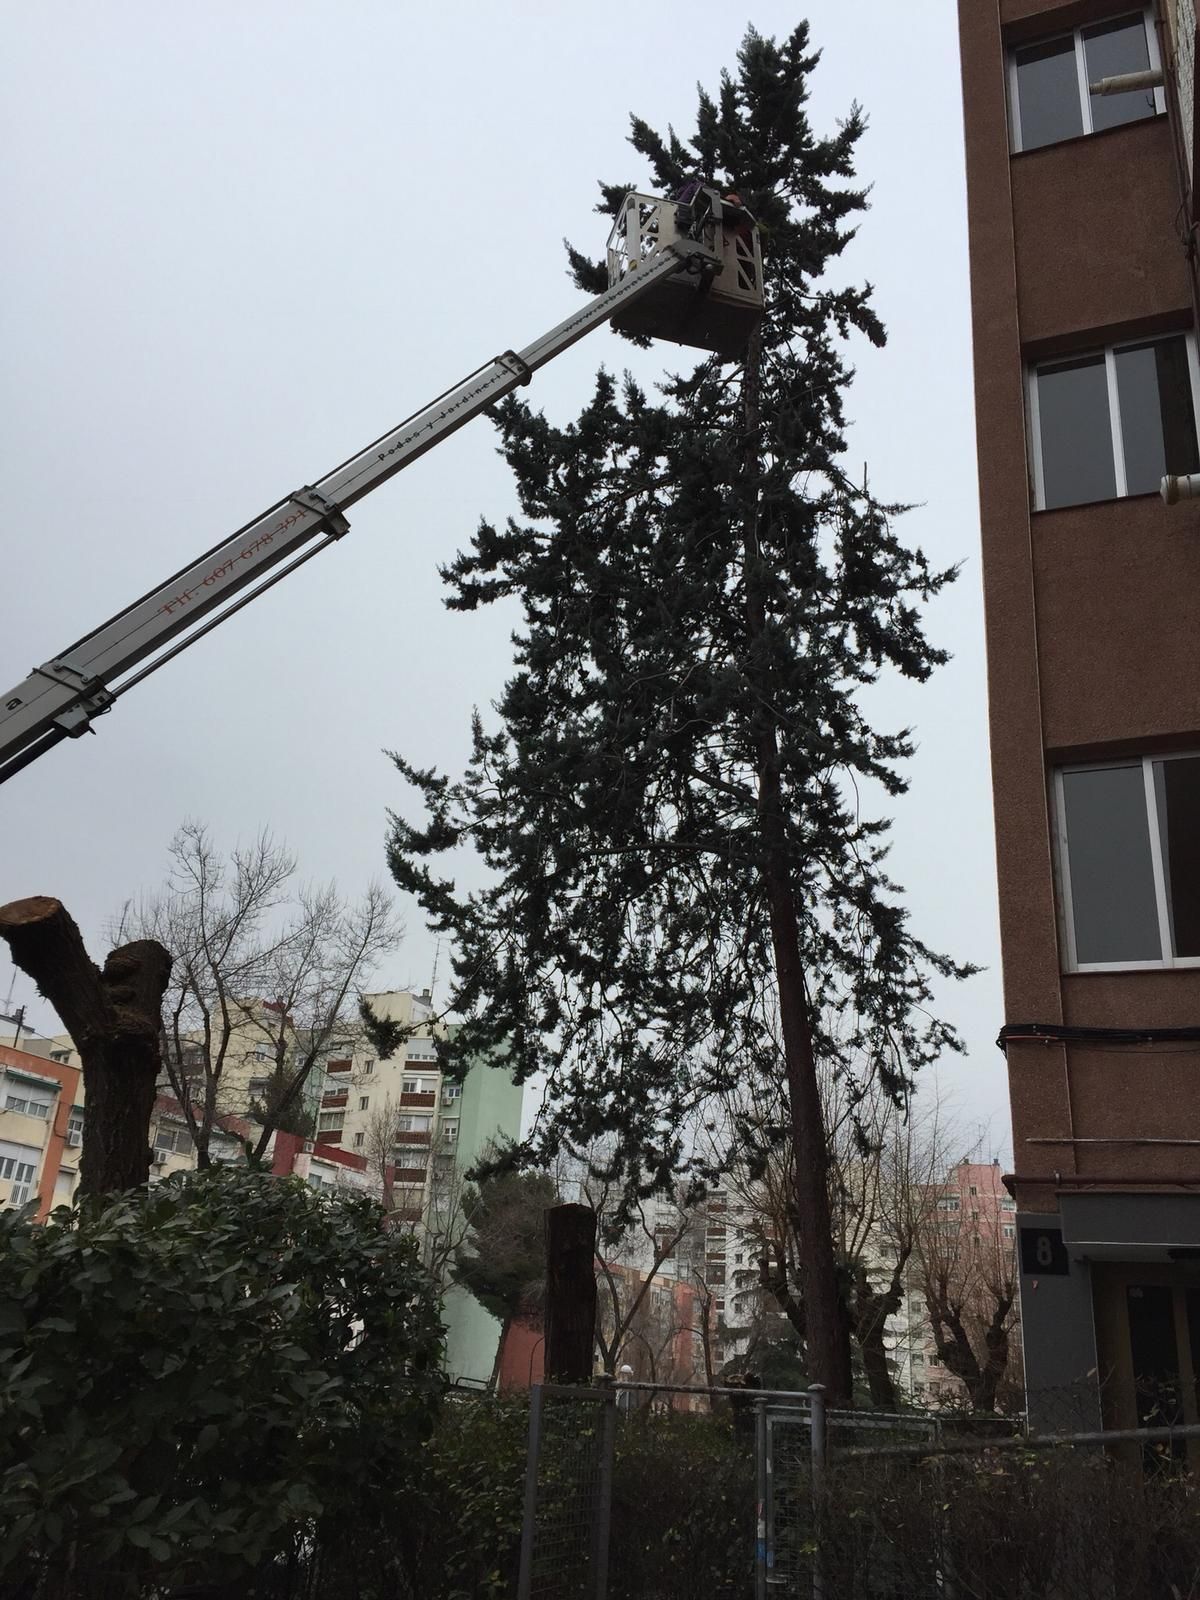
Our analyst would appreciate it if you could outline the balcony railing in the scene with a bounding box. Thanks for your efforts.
[394,1129,432,1145]
[400,1090,436,1109]
[324,1059,352,1075]
[321,1091,348,1108]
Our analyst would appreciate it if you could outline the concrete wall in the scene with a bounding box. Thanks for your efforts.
[1016,1211,1102,1429]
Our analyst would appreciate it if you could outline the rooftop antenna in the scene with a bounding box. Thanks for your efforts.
[429,939,442,1010]
[0,969,26,1048]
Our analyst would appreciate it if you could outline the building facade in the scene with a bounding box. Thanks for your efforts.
[314,989,525,1385]
[959,0,1200,1429]
[0,1041,83,1220]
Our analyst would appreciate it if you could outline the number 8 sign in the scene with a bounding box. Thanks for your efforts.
[1019,1226,1070,1276]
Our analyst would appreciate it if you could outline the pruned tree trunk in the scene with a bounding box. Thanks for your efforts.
[0,896,172,1198]
[850,1247,914,1412]
[852,1266,902,1411]
[544,1202,597,1382]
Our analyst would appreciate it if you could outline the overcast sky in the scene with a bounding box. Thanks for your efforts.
[1,3,1009,1155]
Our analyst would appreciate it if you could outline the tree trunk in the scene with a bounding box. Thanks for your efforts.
[739,329,853,1403]
[0,897,171,1198]
[544,1202,597,1382]
[852,1263,904,1410]
[488,1314,512,1393]
[856,1299,898,1411]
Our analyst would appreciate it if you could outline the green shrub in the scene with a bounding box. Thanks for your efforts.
[609,1408,755,1599]
[0,1169,443,1598]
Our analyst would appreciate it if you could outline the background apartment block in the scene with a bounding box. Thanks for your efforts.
[959,0,1200,1430]
[315,988,524,1385]
[902,1160,1021,1406]
[0,1039,83,1219]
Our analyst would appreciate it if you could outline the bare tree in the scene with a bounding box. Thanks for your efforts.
[714,1060,950,1409]
[579,1159,697,1379]
[122,822,401,1166]
[916,1172,1020,1414]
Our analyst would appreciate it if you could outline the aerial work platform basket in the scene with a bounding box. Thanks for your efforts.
[606,185,763,358]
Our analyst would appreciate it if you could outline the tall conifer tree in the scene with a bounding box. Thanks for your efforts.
[386,24,971,1399]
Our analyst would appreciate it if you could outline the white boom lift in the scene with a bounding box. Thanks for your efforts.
[0,188,761,786]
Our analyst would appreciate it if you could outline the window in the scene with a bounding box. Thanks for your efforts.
[1010,12,1162,153]
[1056,754,1200,968]
[0,1150,37,1207]
[9,1170,34,1206]
[248,1078,270,1099]
[912,1353,925,1368]
[67,1109,84,1141]
[396,1114,431,1133]
[402,1078,431,1094]
[1004,1224,1016,1239]
[937,1197,960,1212]
[359,1096,370,1110]
[1002,1198,1017,1212]
[441,1122,458,1145]
[442,1082,462,1101]
[154,1125,194,1155]
[4,1094,51,1119]
[362,1059,374,1075]
[317,1111,345,1132]
[969,1187,978,1197]
[1030,336,1200,509]
[354,1132,365,1148]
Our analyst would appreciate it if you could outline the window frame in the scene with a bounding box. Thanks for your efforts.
[1028,333,1200,511]
[1053,752,1200,972]
[1008,9,1165,154]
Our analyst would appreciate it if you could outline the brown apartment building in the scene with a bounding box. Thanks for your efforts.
[959,0,1200,1431]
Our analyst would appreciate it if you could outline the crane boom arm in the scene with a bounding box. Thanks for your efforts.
[1,238,704,784]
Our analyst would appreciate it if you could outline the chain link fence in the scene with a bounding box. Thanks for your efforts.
[517,1384,616,1600]
[515,1379,1200,1600]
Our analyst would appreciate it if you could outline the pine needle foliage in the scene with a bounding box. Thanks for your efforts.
[385,27,973,1271]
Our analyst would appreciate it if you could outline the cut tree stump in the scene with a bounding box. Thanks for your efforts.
[543,1202,598,1383]
[0,896,171,1198]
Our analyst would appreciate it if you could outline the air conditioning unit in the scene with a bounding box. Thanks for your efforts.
[66,1130,82,1148]
[152,1149,169,1166]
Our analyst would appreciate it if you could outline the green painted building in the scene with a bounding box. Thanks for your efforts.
[439,1041,524,1385]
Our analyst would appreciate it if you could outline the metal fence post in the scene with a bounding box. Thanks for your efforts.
[592,1387,617,1600]
[808,1384,827,1600]
[755,1396,769,1600]
[516,1383,544,1600]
